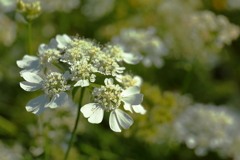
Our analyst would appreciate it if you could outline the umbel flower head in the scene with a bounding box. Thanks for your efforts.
[17,33,145,132]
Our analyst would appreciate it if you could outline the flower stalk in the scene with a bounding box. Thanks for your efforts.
[64,87,85,160]
[27,22,32,55]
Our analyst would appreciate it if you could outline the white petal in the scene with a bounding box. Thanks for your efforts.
[45,92,68,108]
[121,86,140,97]
[123,53,143,64]
[123,103,133,113]
[133,76,142,87]
[63,71,71,79]
[109,110,122,132]
[132,104,147,114]
[19,66,41,75]
[116,67,125,73]
[16,55,39,68]
[121,94,143,105]
[80,103,104,123]
[110,109,133,132]
[115,74,123,83]
[38,43,48,54]
[26,94,49,115]
[21,72,43,83]
[74,79,89,87]
[142,56,152,67]
[104,78,113,86]
[49,38,58,49]
[88,107,104,124]
[81,103,99,118]
[56,34,71,49]
[20,81,42,91]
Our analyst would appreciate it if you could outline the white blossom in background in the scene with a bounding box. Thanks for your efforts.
[174,104,237,157]
[81,78,143,132]
[156,0,240,67]
[227,0,240,10]
[0,13,17,46]
[0,0,16,12]
[81,0,115,20]
[186,10,240,49]
[112,27,168,68]
[41,0,80,13]
[0,142,23,160]
[18,33,145,132]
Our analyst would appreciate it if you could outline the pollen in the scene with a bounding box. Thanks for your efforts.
[42,72,70,96]
[93,84,122,111]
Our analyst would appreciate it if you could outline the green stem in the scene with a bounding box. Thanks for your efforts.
[44,122,50,160]
[27,22,32,55]
[64,88,85,160]
[181,61,196,94]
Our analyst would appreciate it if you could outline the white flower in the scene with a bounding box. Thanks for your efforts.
[81,78,143,132]
[70,59,98,87]
[38,38,61,67]
[20,71,71,114]
[116,74,146,114]
[17,38,61,75]
[112,27,168,68]
[103,44,142,64]
[115,74,142,88]
[174,104,237,157]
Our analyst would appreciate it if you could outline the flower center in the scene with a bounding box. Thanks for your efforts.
[93,84,122,111]
[70,59,97,82]
[42,72,70,96]
[39,49,60,66]
[122,75,137,88]
[92,53,122,76]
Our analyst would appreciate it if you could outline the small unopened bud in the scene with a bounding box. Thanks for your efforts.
[16,0,41,22]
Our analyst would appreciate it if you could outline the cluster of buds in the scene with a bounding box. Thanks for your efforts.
[17,34,145,132]
[17,0,41,22]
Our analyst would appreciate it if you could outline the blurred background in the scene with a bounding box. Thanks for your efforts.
[1,0,240,159]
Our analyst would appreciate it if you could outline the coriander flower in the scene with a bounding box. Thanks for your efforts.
[20,71,70,114]
[70,59,98,87]
[17,38,60,75]
[81,78,143,132]
[116,74,146,115]
[103,44,142,64]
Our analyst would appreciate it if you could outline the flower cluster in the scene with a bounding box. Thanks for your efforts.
[81,0,115,20]
[185,10,240,49]
[17,34,145,132]
[174,104,237,157]
[112,27,168,68]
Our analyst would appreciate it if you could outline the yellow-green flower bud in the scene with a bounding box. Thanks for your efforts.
[16,0,26,13]
[16,0,41,22]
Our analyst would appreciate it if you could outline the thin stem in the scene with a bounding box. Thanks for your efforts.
[44,121,50,160]
[181,60,197,94]
[64,88,85,160]
[27,22,32,55]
